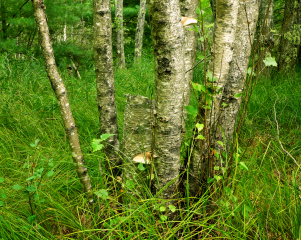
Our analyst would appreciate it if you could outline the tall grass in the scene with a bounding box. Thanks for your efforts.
[0,53,300,239]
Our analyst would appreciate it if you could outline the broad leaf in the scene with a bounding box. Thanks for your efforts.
[95,189,109,200]
[185,105,198,117]
[263,57,277,67]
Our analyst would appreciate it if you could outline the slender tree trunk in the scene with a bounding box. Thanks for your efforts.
[93,0,120,168]
[115,0,125,68]
[180,0,199,111]
[148,0,185,200]
[255,0,273,75]
[134,0,147,61]
[219,0,260,151]
[31,0,93,200]
[278,0,301,74]
[190,0,239,196]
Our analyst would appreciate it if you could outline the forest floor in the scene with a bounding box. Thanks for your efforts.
[0,55,300,239]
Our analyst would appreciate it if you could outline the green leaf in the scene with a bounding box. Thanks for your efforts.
[0,201,3,207]
[207,178,214,184]
[214,166,220,171]
[197,54,204,60]
[192,82,202,92]
[239,162,249,171]
[138,163,145,171]
[28,215,36,224]
[147,174,154,180]
[231,195,237,202]
[263,57,277,67]
[100,134,115,141]
[196,7,205,15]
[0,178,4,182]
[26,185,36,192]
[224,187,232,195]
[168,205,176,212]
[196,134,205,140]
[214,175,222,181]
[30,139,40,148]
[244,204,252,212]
[246,67,256,76]
[12,184,23,190]
[217,141,223,147]
[95,189,109,200]
[185,105,198,117]
[195,123,204,132]
[47,170,54,177]
[160,215,167,221]
[234,93,243,98]
[91,139,104,152]
[159,206,166,212]
[125,180,135,189]
[207,71,217,82]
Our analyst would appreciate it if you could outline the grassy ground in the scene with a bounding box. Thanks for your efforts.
[0,53,300,239]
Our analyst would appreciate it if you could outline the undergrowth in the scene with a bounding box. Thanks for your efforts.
[0,54,300,239]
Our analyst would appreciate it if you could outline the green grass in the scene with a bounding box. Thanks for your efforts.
[0,53,300,239]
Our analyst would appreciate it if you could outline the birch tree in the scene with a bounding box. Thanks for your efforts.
[218,0,260,151]
[278,0,301,74]
[180,0,199,109]
[31,0,93,200]
[255,0,274,74]
[148,0,185,200]
[134,0,147,61]
[190,0,239,195]
[115,0,125,68]
[93,0,120,169]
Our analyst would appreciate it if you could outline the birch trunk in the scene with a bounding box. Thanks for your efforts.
[255,0,273,75]
[278,0,301,74]
[93,0,120,168]
[148,0,185,200]
[190,0,239,195]
[122,95,154,199]
[180,0,199,109]
[219,0,259,151]
[115,0,126,68]
[134,0,147,61]
[31,0,93,200]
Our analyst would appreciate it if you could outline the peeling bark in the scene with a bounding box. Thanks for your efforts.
[115,0,126,68]
[149,0,185,200]
[93,0,120,170]
[31,0,92,200]
[134,0,147,61]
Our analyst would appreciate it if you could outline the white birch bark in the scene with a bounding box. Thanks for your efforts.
[115,0,126,68]
[219,0,260,151]
[134,0,147,61]
[31,0,93,200]
[93,0,120,168]
[190,0,239,195]
[180,0,199,109]
[148,0,185,200]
